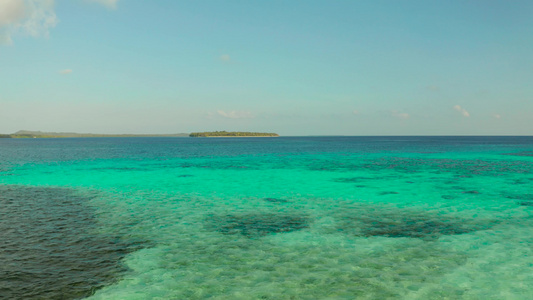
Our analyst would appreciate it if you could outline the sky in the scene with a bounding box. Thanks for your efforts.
[1,0,532,135]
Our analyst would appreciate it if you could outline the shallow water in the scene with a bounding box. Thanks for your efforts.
[1,136,532,299]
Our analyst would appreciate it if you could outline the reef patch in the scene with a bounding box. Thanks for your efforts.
[206,212,309,238]
[506,194,533,200]
[263,197,288,203]
[334,205,488,240]
[503,151,533,157]
[462,190,480,194]
[379,191,400,195]
[0,185,142,299]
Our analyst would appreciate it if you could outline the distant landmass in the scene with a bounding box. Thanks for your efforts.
[0,130,280,139]
[190,131,279,137]
[0,130,189,138]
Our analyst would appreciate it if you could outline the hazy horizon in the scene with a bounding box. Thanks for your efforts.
[1,1,532,136]
[5,129,533,137]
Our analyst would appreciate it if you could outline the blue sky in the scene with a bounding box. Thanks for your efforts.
[1,0,532,135]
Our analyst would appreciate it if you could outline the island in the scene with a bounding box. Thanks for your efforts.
[189,131,279,137]
[1,130,189,138]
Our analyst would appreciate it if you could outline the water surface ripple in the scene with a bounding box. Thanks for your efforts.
[1,136,532,299]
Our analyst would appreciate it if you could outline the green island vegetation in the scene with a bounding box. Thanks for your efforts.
[1,130,189,138]
[0,130,280,139]
[189,131,279,137]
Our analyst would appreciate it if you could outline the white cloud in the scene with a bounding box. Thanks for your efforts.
[59,69,72,74]
[453,105,470,117]
[494,114,501,119]
[0,0,26,26]
[391,110,409,119]
[217,110,254,119]
[0,0,57,45]
[220,54,231,62]
[87,0,119,9]
[352,110,359,115]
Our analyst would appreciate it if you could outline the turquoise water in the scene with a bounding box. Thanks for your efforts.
[1,136,532,299]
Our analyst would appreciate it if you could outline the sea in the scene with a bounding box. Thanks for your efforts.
[1,136,532,299]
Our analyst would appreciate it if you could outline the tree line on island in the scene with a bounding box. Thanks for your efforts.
[189,131,279,137]
[0,130,279,138]
[0,130,188,138]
